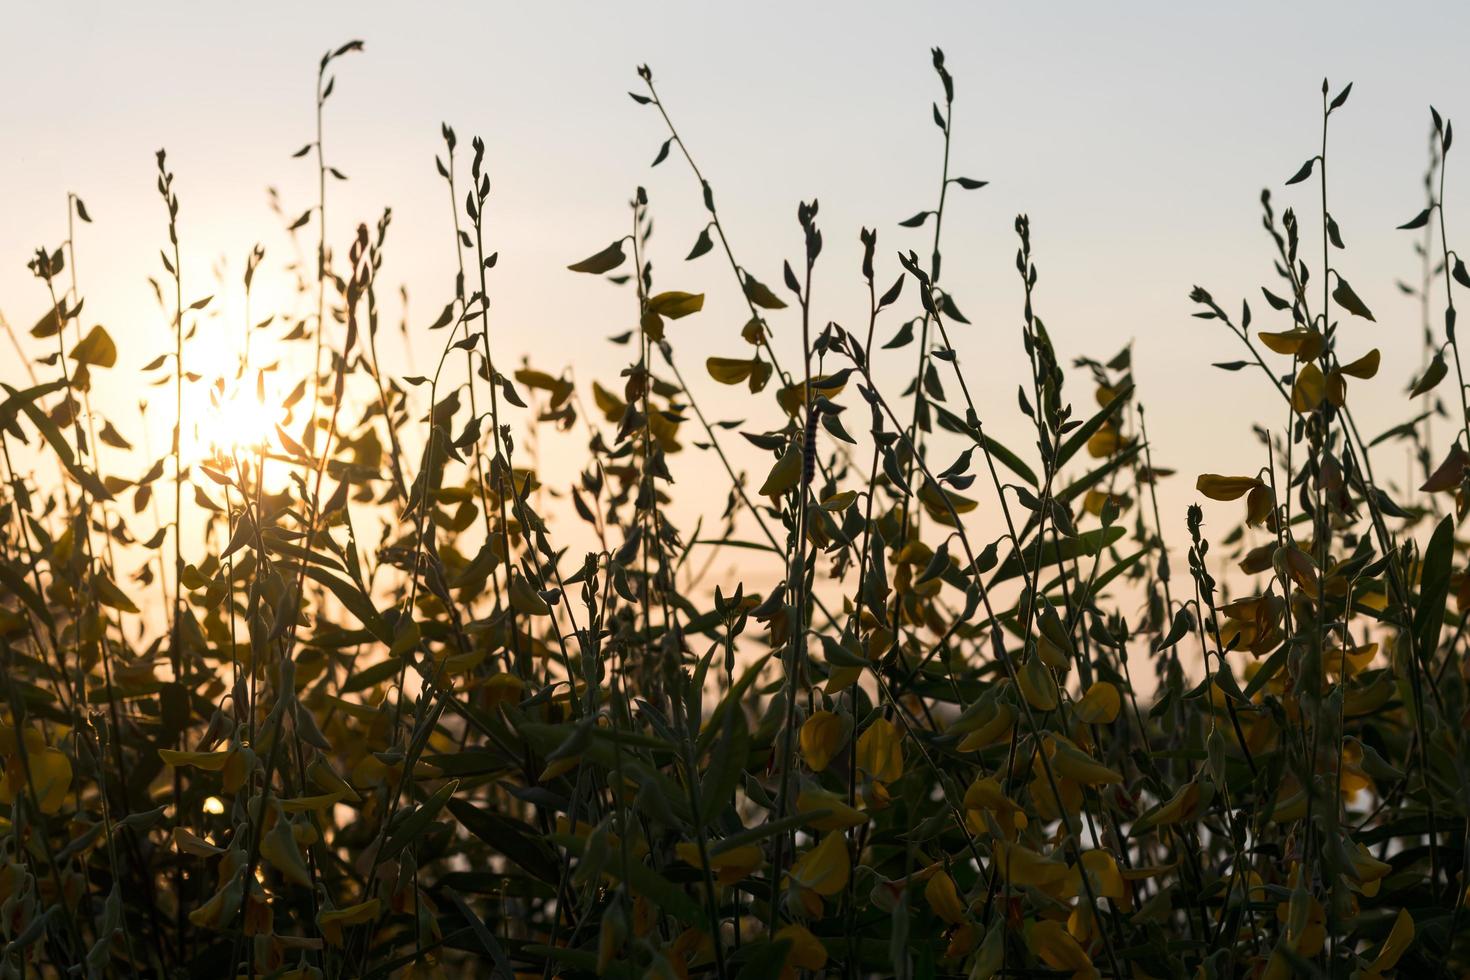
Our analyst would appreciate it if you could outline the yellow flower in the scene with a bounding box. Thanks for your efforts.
[158,743,253,794]
[1030,766,1082,822]
[796,786,867,831]
[787,832,850,898]
[775,923,827,980]
[1347,841,1392,897]
[674,842,763,886]
[962,775,1027,839]
[1362,909,1414,980]
[1132,779,1211,833]
[1074,681,1121,725]
[483,672,524,708]
[0,725,72,814]
[956,704,1015,753]
[1068,850,1126,905]
[158,747,231,771]
[799,710,845,772]
[318,899,381,947]
[1017,656,1059,711]
[1026,918,1099,979]
[172,827,224,857]
[856,718,902,784]
[991,841,1069,890]
[1049,738,1123,787]
[261,805,312,887]
[924,869,967,924]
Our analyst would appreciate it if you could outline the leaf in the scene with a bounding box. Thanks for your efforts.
[1421,443,1467,493]
[0,565,54,631]
[700,696,749,821]
[567,240,626,275]
[98,420,132,449]
[742,274,786,310]
[94,575,140,613]
[3,383,111,501]
[1454,256,1470,289]
[879,276,905,309]
[990,525,1126,584]
[31,303,64,338]
[952,177,988,189]
[680,228,713,264]
[71,325,117,367]
[1410,353,1446,396]
[1398,207,1433,230]
[1285,156,1317,185]
[554,833,706,927]
[441,887,516,979]
[1332,276,1375,321]
[1055,383,1133,471]
[300,566,392,644]
[381,779,459,862]
[898,210,933,228]
[1413,515,1454,668]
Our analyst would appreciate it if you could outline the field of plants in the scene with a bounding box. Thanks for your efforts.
[1,40,1467,979]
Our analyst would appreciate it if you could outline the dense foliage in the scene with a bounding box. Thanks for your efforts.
[0,43,1466,979]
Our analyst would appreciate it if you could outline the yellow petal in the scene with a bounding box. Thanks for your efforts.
[776,923,827,975]
[1051,740,1123,787]
[319,899,381,947]
[856,719,903,784]
[1017,656,1059,711]
[1258,328,1324,360]
[1027,918,1098,976]
[1370,908,1414,973]
[759,443,803,497]
[797,787,868,831]
[1133,779,1209,833]
[1073,850,1125,901]
[924,869,968,924]
[280,792,346,814]
[1195,474,1261,501]
[1074,682,1120,725]
[992,841,1070,888]
[159,748,231,771]
[800,711,844,773]
[1340,348,1380,379]
[957,704,1015,752]
[173,827,224,857]
[675,842,763,886]
[27,747,73,814]
[788,832,850,897]
[1292,362,1326,413]
[222,746,254,794]
[261,811,312,887]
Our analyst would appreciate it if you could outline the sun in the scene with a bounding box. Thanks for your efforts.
[197,374,287,458]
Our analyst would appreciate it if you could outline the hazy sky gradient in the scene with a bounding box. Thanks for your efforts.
[4,1,1469,585]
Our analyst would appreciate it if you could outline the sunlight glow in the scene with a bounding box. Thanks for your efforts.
[203,381,284,455]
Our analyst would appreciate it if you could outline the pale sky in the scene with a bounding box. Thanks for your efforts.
[3,1,1468,596]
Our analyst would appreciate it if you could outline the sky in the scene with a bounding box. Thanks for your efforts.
[3,1,1469,605]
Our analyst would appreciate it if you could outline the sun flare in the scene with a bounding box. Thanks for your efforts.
[197,375,287,457]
